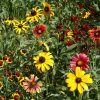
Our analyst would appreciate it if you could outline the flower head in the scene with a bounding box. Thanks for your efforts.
[26,7,43,22]
[89,28,100,41]
[33,52,54,72]
[32,24,47,38]
[82,11,91,19]
[23,74,42,94]
[4,17,17,25]
[20,49,27,56]
[65,67,93,94]
[14,20,29,34]
[0,81,3,90]
[70,53,89,71]
[43,2,54,16]
[0,96,5,100]
[12,92,20,100]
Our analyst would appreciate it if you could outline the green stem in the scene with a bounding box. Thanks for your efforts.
[78,94,82,100]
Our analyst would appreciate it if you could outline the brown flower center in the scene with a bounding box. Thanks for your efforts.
[39,56,45,63]
[44,7,50,12]
[31,10,37,16]
[38,30,42,34]
[29,82,36,88]
[22,49,27,54]
[18,24,23,28]
[94,32,100,37]
[76,60,83,66]
[0,61,3,66]
[76,78,82,83]
[14,95,20,100]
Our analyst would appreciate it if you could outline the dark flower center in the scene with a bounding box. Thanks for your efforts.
[9,17,13,20]
[38,30,42,34]
[76,78,82,83]
[94,32,100,37]
[31,10,37,16]
[44,7,50,12]
[22,49,27,53]
[0,61,3,66]
[29,82,36,88]
[76,60,83,66]
[3,56,8,61]
[39,56,45,63]
[14,95,20,100]
[18,24,23,28]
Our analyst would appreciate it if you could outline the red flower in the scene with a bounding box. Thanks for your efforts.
[89,28,100,41]
[66,40,74,46]
[32,24,47,38]
[81,24,90,31]
[70,16,78,22]
[70,53,89,71]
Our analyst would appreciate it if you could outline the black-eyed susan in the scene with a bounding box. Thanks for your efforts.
[26,7,43,22]
[32,24,47,38]
[14,20,29,34]
[82,11,91,19]
[12,92,20,100]
[0,81,3,90]
[20,49,27,56]
[4,17,17,26]
[3,55,9,62]
[0,60,3,68]
[33,52,54,72]
[43,2,54,16]
[65,67,93,94]
[8,58,13,64]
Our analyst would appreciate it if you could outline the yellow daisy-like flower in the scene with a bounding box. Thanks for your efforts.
[20,49,27,56]
[33,52,54,72]
[4,18,17,26]
[39,41,49,51]
[12,92,20,100]
[14,20,29,34]
[82,11,91,19]
[26,7,43,22]
[67,31,73,38]
[65,67,93,94]
[43,2,54,16]
[0,81,3,90]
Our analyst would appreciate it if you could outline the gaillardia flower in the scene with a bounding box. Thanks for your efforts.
[23,74,42,94]
[89,28,100,41]
[0,96,5,100]
[32,24,47,38]
[26,7,43,22]
[5,17,17,25]
[14,20,29,34]
[43,2,54,16]
[0,81,3,90]
[33,52,54,72]
[65,67,93,94]
[70,53,89,71]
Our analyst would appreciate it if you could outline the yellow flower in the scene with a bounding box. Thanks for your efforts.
[12,92,20,100]
[39,41,49,51]
[20,49,27,56]
[26,7,43,22]
[82,11,91,19]
[0,81,3,90]
[0,96,5,100]
[65,67,93,94]
[43,2,54,16]
[67,31,73,38]
[4,18,17,26]
[14,20,29,34]
[33,52,54,72]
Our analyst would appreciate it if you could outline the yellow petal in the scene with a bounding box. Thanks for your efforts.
[67,73,76,79]
[41,64,46,72]
[78,84,84,94]
[82,74,93,83]
[75,67,81,77]
[69,82,77,91]
[80,82,88,91]
[43,63,50,70]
